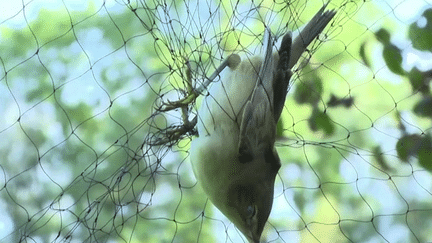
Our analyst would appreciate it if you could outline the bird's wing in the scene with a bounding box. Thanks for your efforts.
[238,28,278,165]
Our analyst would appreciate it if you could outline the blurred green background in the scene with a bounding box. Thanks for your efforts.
[0,0,431,242]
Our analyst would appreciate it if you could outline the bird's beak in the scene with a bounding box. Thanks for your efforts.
[246,230,261,243]
[252,236,260,243]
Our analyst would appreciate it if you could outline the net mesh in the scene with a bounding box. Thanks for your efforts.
[1,0,431,242]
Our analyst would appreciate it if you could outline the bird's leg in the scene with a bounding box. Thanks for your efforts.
[194,54,241,94]
[159,54,240,112]
[153,54,240,145]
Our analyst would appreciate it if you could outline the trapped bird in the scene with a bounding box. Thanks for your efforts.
[190,4,336,243]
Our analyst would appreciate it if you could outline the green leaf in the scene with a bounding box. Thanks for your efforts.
[408,8,432,52]
[418,135,432,171]
[396,134,421,161]
[293,191,306,213]
[294,77,323,105]
[383,44,404,75]
[64,102,99,143]
[407,67,431,94]
[413,96,432,118]
[396,134,420,161]
[308,107,334,135]
[26,81,52,102]
[327,94,354,108]
[375,28,390,44]
[372,146,393,172]
[375,28,404,75]
[359,41,371,67]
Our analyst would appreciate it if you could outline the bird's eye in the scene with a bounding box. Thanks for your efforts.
[246,205,256,218]
[238,146,253,163]
[245,205,257,227]
[239,152,253,163]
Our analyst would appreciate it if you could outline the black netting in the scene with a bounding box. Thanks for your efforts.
[1,0,431,242]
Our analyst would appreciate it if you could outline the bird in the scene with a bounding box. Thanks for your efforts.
[190,4,336,242]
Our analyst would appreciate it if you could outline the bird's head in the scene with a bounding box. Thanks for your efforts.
[220,146,280,243]
[227,183,274,242]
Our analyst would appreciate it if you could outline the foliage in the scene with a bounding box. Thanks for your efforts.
[373,8,432,172]
[0,1,431,243]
